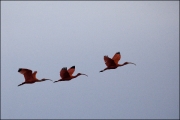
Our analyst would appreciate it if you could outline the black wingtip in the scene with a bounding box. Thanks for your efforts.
[116,52,120,54]
[62,67,67,70]
[71,66,75,69]
[18,68,22,72]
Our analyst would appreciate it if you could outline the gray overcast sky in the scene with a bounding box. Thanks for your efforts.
[1,1,179,119]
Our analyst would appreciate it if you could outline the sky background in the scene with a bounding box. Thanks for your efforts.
[1,1,179,119]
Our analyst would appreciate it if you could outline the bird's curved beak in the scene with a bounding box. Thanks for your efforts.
[81,74,88,77]
[53,80,60,83]
[131,62,136,65]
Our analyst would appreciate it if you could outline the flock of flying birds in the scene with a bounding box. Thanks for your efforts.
[18,52,136,86]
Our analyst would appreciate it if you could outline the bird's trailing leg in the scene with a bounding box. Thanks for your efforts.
[18,82,26,86]
[53,79,62,83]
[99,68,108,72]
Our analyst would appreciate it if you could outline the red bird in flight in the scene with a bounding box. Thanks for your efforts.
[100,52,136,72]
[54,66,88,83]
[18,68,52,86]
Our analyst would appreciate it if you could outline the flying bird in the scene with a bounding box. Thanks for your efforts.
[18,68,52,86]
[100,52,136,72]
[54,66,88,83]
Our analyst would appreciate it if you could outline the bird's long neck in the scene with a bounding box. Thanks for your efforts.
[118,62,136,67]
[72,74,81,78]
[117,64,124,67]
[117,63,127,67]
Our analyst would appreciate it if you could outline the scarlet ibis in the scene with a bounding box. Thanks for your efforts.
[100,52,136,72]
[18,68,52,86]
[54,66,88,83]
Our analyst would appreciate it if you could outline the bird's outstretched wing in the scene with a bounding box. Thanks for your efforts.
[18,68,33,82]
[112,52,121,65]
[68,66,75,76]
[60,67,70,79]
[104,56,116,67]
[32,71,38,80]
